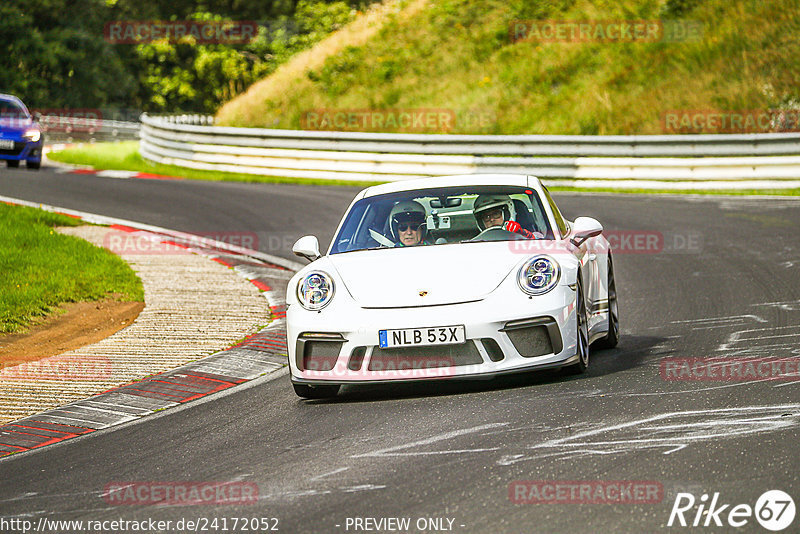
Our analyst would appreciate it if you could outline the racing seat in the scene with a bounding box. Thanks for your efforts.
[512,199,537,233]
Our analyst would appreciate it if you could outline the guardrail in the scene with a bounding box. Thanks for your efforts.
[41,115,140,143]
[139,113,800,184]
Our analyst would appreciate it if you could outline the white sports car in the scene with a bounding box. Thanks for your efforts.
[286,174,618,398]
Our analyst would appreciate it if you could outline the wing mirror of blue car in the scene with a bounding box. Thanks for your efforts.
[570,216,603,247]
[293,235,321,262]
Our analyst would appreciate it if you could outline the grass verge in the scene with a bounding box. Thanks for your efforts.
[0,203,144,334]
[216,0,800,136]
[48,142,800,196]
[47,141,382,188]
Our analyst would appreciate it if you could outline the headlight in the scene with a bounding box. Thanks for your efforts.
[297,271,335,310]
[23,129,41,142]
[517,255,560,295]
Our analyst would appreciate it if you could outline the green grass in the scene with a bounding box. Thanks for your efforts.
[0,204,144,334]
[48,142,800,196]
[217,0,800,136]
[47,142,382,188]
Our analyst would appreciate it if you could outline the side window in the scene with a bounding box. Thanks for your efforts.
[542,187,568,238]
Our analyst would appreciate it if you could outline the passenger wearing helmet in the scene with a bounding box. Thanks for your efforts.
[472,194,539,239]
[389,200,428,247]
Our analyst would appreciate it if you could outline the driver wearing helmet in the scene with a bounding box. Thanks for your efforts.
[389,200,428,247]
[473,194,540,239]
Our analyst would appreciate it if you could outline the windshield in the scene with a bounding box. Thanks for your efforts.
[0,100,29,118]
[330,185,554,254]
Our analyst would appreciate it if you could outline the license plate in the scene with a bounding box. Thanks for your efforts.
[379,325,466,348]
[0,139,13,150]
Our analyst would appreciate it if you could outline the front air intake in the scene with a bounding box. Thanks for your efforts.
[501,317,562,358]
[296,333,344,371]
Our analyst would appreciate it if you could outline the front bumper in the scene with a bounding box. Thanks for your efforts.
[287,285,578,385]
[0,138,43,162]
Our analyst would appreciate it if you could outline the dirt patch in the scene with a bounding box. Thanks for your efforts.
[0,299,144,368]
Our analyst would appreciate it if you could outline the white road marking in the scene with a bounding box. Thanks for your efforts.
[772,380,800,388]
[351,423,509,458]
[754,299,800,311]
[310,467,349,481]
[340,484,386,493]
[96,170,137,179]
[663,444,687,455]
[718,324,800,352]
[618,381,766,396]
[496,404,800,465]
[671,314,766,324]
[669,314,767,331]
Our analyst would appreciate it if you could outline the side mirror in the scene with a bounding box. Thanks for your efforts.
[32,111,42,123]
[292,235,321,262]
[570,217,603,247]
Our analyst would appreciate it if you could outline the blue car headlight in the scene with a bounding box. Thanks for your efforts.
[297,271,335,310]
[517,255,560,295]
[23,129,41,143]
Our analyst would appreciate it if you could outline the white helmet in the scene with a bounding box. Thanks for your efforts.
[473,194,516,231]
[389,200,427,240]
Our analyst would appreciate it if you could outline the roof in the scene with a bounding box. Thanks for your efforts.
[361,174,541,198]
[0,94,24,104]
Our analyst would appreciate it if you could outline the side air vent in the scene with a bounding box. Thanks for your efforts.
[348,346,367,370]
[480,338,505,362]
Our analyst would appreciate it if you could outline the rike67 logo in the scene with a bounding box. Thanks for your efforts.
[668,490,795,531]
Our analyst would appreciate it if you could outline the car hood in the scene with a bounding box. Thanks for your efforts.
[0,117,34,135]
[326,242,528,308]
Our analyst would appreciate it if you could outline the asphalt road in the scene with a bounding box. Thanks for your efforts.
[1,164,800,533]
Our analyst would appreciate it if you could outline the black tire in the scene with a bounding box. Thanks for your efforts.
[594,255,619,349]
[7,160,20,168]
[564,276,589,375]
[26,159,41,170]
[293,383,340,399]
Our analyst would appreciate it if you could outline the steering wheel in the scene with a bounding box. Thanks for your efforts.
[468,226,526,242]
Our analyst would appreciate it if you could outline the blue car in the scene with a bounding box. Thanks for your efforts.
[0,94,43,169]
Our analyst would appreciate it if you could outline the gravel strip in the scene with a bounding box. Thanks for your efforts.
[0,225,273,425]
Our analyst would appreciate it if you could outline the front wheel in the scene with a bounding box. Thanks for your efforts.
[26,159,41,170]
[594,255,619,349]
[564,277,589,375]
[293,383,340,399]
[7,160,20,168]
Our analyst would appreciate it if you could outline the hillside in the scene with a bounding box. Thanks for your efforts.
[215,0,800,135]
